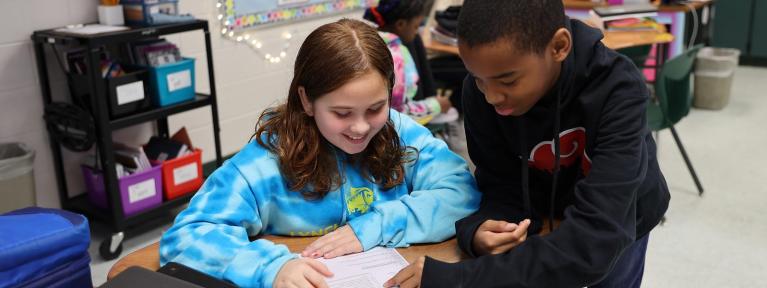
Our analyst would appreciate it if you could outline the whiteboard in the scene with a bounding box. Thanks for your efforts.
[223,0,377,31]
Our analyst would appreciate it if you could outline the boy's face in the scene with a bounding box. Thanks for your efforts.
[459,32,570,116]
[300,70,390,155]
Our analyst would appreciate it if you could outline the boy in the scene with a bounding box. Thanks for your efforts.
[386,1,670,287]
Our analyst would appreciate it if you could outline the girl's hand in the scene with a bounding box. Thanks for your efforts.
[273,258,333,288]
[301,225,363,259]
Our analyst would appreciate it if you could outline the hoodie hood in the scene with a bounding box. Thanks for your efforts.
[534,18,605,113]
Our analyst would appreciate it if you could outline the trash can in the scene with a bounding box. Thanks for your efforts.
[694,47,740,110]
[0,142,36,213]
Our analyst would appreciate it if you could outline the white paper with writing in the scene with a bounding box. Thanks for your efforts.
[316,247,408,288]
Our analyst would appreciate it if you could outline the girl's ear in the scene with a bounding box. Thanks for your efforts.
[393,19,408,35]
[298,86,314,116]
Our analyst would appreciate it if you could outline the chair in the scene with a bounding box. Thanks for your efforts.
[646,44,705,196]
[617,44,653,70]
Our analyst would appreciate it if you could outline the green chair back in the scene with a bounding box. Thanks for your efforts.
[617,44,653,69]
[647,44,703,130]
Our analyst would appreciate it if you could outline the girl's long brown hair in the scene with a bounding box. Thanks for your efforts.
[254,19,415,200]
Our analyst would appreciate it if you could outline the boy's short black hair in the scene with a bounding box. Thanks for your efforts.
[457,0,566,54]
[364,0,435,27]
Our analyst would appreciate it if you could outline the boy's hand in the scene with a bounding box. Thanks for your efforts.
[274,258,333,288]
[384,256,425,288]
[302,225,363,259]
[472,219,530,255]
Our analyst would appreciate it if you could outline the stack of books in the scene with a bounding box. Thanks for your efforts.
[82,127,194,178]
[144,137,188,162]
[606,18,662,32]
[430,26,457,46]
[113,143,152,178]
[590,3,659,30]
[144,127,194,163]
[592,3,658,21]
[129,39,181,67]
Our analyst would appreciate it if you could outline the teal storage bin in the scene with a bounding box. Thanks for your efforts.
[149,57,195,107]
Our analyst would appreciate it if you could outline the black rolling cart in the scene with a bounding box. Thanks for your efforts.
[31,20,223,260]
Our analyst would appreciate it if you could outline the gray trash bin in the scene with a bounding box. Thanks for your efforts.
[694,47,740,110]
[0,142,36,213]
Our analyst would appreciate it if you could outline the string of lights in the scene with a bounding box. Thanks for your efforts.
[216,0,296,64]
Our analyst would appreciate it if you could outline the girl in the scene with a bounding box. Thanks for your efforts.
[364,0,455,125]
[159,19,479,288]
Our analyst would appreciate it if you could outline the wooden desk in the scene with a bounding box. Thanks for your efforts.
[422,28,673,55]
[107,236,464,280]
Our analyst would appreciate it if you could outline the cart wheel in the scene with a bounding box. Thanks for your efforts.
[99,231,124,260]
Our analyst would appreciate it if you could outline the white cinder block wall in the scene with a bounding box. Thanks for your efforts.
[0,0,456,209]
[0,0,366,208]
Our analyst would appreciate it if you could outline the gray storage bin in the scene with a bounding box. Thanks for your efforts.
[0,142,36,213]
[694,47,740,110]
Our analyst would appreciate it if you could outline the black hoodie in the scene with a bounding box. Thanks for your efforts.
[421,19,670,287]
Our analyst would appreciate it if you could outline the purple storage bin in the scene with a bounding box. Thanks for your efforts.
[81,164,163,216]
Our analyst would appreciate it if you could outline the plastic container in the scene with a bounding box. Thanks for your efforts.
[106,68,152,118]
[82,164,163,216]
[69,67,152,119]
[121,0,179,26]
[693,47,740,110]
[147,57,195,107]
[155,148,203,200]
[0,143,36,214]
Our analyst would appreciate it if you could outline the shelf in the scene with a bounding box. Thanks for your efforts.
[34,19,222,259]
[31,20,208,46]
[110,93,212,129]
[65,192,194,228]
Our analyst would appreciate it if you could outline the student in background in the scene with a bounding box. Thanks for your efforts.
[159,19,480,288]
[364,0,453,125]
[387,1,670,287]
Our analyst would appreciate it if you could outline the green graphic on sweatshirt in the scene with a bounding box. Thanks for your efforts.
[347,187,375,214]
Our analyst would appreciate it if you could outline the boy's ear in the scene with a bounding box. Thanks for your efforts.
[550,28,572,63]
[298,86,314,116]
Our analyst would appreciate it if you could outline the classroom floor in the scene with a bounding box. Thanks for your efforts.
[87,66,767,287]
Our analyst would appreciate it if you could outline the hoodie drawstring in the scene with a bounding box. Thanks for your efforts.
[550,92,562,233]
[518,121,531,220]
[519,92,562,233]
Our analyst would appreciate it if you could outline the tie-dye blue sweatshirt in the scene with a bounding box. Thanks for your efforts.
[159,110,480,288]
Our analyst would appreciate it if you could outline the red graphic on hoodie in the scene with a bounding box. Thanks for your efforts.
[528,127,592,175]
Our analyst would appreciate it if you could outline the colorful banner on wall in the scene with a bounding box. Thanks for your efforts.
[223,0,378,31]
